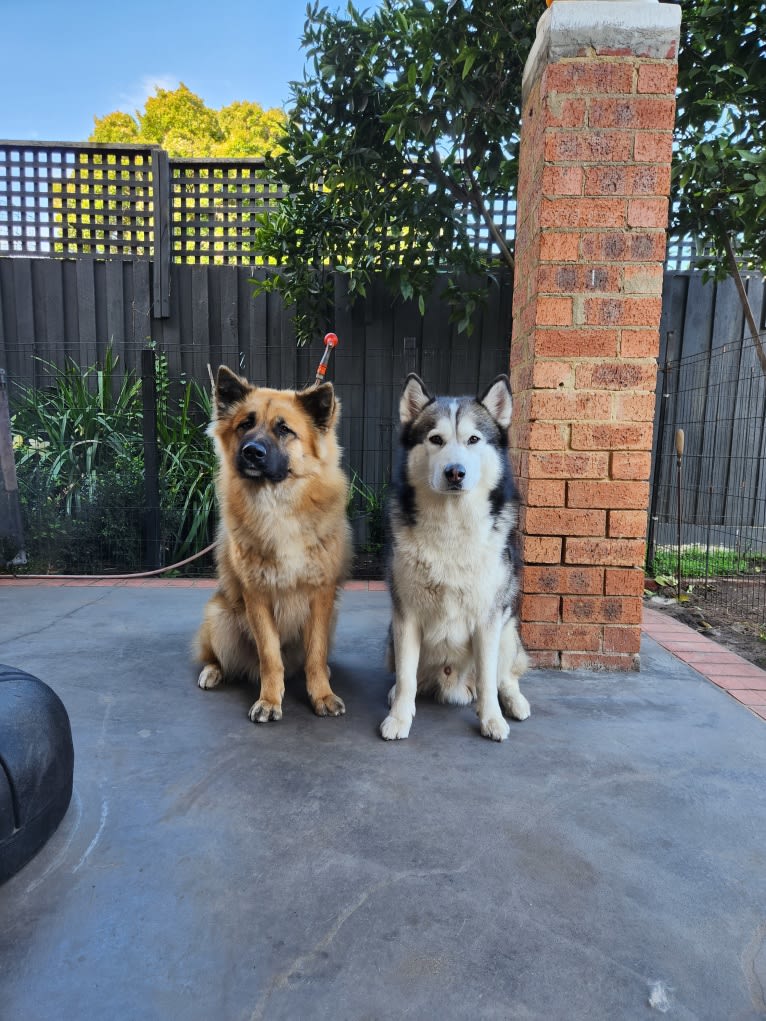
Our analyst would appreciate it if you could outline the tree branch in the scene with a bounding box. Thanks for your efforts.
[721,229,766,375]
[463,162,515,273]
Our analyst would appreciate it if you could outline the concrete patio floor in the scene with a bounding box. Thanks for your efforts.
[1,583,766,1020]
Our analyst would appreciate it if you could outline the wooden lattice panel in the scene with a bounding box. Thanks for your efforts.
[170,159,283,264]
[0,142,155,257]
[466,195,517,259]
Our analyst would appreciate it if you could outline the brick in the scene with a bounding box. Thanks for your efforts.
[605,569,646,597]
[541,197,626,229]
[561,652,640,672]
[589,97,676,130]
[575,361,658,391]
[521,594,561,622]
[562,596,642,624]
[523,566,565,594]
[565,538,646,567]
[537,295,573,325]
[530,391,612,421]
[568,480,650,509]
[582,165,671,198]
[539,233,580,262]
[580,231,667,263]
[615,392,656,421]
[523,566,604,595]
[526,507,606,537]
[527,650,561,669]
[522,622,601,652]
[584,297,663,327]
[637,63,678,95]
[632,165,672,196]
[531,361,574,389]
[570,422,654,450]
[537,265,621,294]
[611,451,652,480]
[525,479,566,507]
[623,265,664,294]
[634,131,674,163]
[544,130,634,163]
[628,197,670,228]
[546,62,634,95]
[621,329,661,358]
[527,422,568,449]
[536,328,619,358]
[542,165,584,196]
[583,166,633,196]
[603,626,643,654]
[609,510,649,539]
[521,535,562,563]
[546,96,586,128]
[528,451,609,479]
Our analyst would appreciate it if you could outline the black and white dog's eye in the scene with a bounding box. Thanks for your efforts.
[468,435,481,445]
[429,435,444,446]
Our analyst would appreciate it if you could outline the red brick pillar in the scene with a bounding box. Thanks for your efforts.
[510,0,681,669]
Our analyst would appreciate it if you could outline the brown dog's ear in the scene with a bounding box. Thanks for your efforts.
[215,365,251,416]
[297,383,336,432]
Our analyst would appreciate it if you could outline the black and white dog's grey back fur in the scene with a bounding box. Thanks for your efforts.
[381,373,530,742]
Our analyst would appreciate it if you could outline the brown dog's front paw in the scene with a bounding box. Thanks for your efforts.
[248,699,283,723]
[311,692,346,717]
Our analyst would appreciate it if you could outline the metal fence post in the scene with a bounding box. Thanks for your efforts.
[0,368,26,564]
[646,333,674,571]
[141,348,162,570]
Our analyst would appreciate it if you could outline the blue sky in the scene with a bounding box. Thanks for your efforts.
[1,0,329,142]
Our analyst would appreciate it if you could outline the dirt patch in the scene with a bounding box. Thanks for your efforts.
[646,578,766,670]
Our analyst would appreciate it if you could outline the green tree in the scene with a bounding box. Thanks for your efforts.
[672,1,765,271]
[254,0,538,343]
[90,83,285,157]
[256,0,765,345]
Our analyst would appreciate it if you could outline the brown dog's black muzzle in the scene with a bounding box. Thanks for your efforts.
[237,435,289,483]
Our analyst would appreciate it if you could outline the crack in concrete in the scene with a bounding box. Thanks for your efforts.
[0,589,114,647]
[249,862,469,1021]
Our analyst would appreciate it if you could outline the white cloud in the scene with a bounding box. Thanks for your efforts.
[119,74,180,114]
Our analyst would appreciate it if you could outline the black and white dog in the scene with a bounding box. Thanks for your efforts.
[381,373,530,742]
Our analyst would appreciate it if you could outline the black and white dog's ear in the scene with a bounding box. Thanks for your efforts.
[297,382,336,432]
[399,373,432,425]
[215,365,251,416]
[479,375,513,430]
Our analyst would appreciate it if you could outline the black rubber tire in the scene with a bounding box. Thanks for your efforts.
[0,664,74,885]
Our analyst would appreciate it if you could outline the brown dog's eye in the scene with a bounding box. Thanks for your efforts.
[275,420,294,439]
[236,415,254,434]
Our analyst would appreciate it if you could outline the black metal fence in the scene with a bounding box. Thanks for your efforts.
[649,266,766,626]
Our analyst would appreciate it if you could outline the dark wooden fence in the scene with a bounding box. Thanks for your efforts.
[649,269,766,555]
[0,256,515,497]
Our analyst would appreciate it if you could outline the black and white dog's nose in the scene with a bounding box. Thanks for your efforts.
[444,464,466,486]
[241,439,268,465]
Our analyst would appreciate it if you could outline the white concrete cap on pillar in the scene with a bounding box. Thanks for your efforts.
[523,1,682,102]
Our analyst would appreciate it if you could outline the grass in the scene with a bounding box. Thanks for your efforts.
[651,544,761,579]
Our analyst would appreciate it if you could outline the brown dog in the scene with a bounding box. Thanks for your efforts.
[196,366,352,723]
